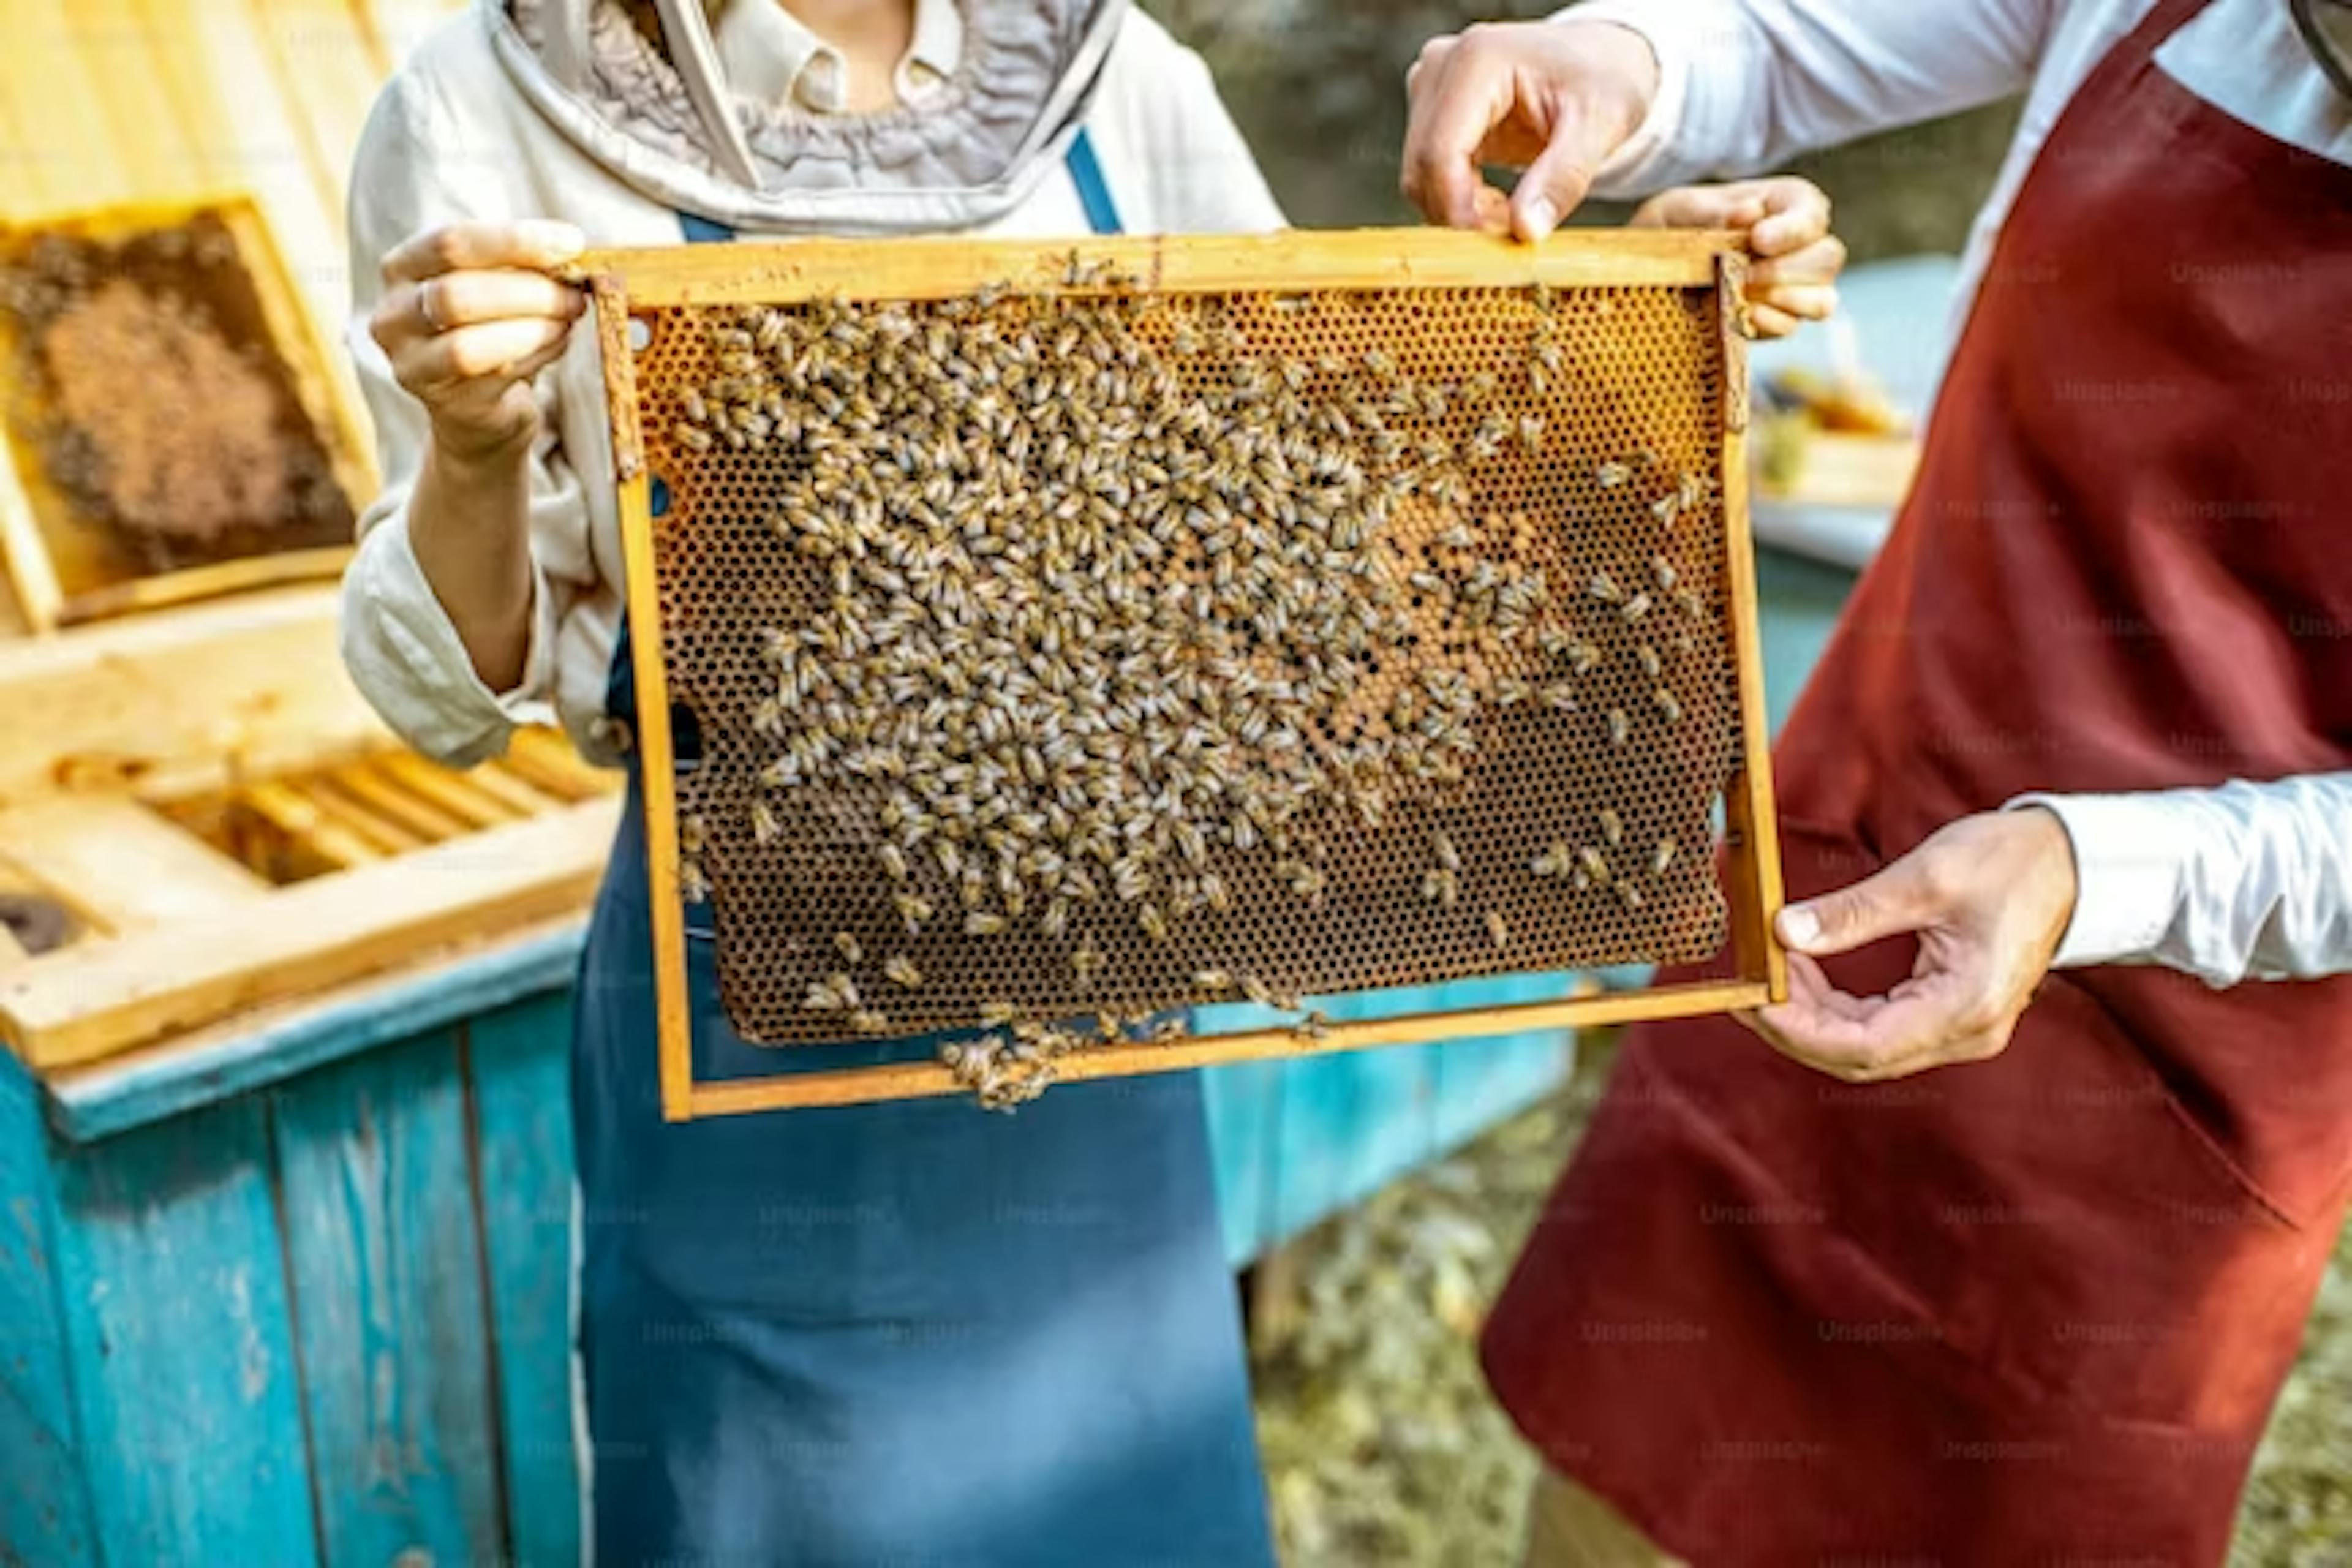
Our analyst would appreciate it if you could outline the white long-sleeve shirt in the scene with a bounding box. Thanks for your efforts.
[338,4,1283,771]
[1567,0,2352,986]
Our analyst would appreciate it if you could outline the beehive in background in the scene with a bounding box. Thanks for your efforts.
[0,195,374,627]
[590,227,1786,1118]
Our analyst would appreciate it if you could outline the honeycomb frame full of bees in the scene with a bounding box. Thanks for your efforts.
[582,228,1786,1120]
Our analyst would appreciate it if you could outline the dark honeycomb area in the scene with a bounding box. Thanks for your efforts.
[623,276,1743,1045]
[0,212,353,581]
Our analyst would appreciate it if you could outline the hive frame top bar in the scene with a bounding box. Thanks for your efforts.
[576,226,1743,309]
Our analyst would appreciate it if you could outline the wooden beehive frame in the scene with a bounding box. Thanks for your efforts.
[0,192,372,633]
[586,228,1787,1120]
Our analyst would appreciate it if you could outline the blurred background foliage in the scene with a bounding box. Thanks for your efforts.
[1158,0,2022,257]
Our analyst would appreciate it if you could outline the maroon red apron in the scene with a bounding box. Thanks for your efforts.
[1483,4,2352,1562]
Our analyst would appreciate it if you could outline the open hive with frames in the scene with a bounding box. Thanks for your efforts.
[584,228,1786,1119]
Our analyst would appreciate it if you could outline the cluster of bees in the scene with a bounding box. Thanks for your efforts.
[662,263,1717,1106]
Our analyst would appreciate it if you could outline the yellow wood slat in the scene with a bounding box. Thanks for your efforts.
[325,761,472,843]
[0,56,51,216]
[165,0,347,358]
[0,440,62,635]
[374,753,528,831]
[0,0,132,214]
[125,0,241,189]
[1715,255,1788,1004]
[241,0,390,232]
[458,761,563,818]
[0,587,383,810]
[67,0,202,196]
[1,796,622,1068]
[502,728,619,804]
[683,979,1776,1116]
[581,228,1740,311]
[234,780,383,870]
[290,777,427,856]
[0,795,272,934]
[1757,428,1921,510]
[56,547,353,627]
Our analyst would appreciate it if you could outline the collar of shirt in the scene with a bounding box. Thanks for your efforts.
[712,0,963,115]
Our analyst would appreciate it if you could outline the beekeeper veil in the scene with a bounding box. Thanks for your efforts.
[486,0,1128,234]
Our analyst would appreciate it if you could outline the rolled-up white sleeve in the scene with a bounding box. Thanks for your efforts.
[338,67,592,767]
[1558,0,2057,197]
[2009,776,2352,986]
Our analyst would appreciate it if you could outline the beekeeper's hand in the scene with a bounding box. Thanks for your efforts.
[1738,811,2081,1083]
[1632,179,1845,338]
[371,220,587,460]
[1401,18,1660,241]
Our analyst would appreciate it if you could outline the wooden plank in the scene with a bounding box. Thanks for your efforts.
[0,1057,100,1567]
[235,780,385,871]
[294,777,431,856]
[46,1094,320,1564]
[67,0,198,197]
[0,26,58,216]
[461,761,565,818]
[1716,274,1790,1004]
[325,763,473,843]
[271,1033,503,1566]
[1757,429,1920,510]
[594,289,694,1123]
[237,0,382,263]
[466,993,586,1568]
[682,979,1773,1116]
[125,0,241,188]
[47,920,586,1145]
[375,753,530,830]
[582,227,1740,309]
[502,727,617,804]
[0,587,381,812]
[162,0,349,361]
[0,796,621,1069]
[0,0,131,214]
[0,439,63,634]
[0,796,271,935]
[56,546,352,627]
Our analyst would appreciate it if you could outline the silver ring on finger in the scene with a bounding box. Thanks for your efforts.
[418,277,448,335]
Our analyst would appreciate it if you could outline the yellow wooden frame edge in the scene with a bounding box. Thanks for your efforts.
[576,225,1735,309]
[685,978,1773,1117]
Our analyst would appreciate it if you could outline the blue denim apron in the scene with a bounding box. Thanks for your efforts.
[573,134,1274,1567]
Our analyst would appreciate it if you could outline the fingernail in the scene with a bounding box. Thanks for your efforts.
[1519,197,1558,243]
[521,220,587,259]
[1777,905,1820,950]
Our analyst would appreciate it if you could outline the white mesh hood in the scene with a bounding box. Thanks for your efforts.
[489,0,1128,235]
